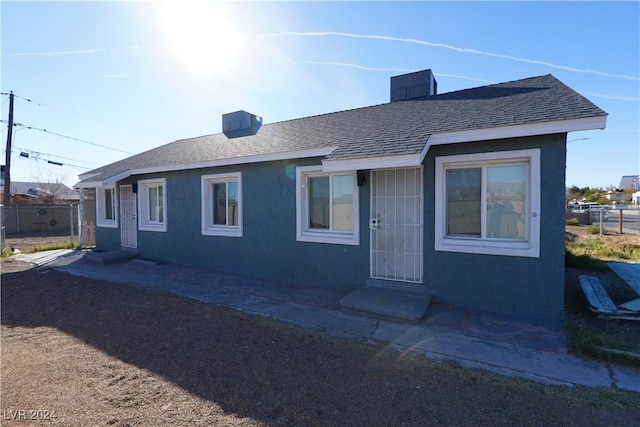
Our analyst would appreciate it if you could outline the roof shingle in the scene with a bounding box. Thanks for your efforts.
[77,74,606,186]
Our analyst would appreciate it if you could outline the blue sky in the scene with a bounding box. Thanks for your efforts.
[1,1,638,189]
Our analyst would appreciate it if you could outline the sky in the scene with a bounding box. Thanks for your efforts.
[1,1,639,190]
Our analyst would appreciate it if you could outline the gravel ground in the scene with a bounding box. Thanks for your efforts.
[2,233,640,426]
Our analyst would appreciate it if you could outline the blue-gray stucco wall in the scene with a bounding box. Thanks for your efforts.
[423,135,567,319]
[95,134,567,319]
[96,158,372,291]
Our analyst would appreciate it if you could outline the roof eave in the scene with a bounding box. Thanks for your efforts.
[428,115,607,146]
[322,153,422,172]
[75,147,337,188]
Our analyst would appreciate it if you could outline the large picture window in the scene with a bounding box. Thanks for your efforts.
[296,166,359,245]
[138,178,167,232]
[435,149,540,257]
[201,172,242,237]
[96,186,117,228]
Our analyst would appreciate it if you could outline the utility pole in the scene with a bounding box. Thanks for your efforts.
[3,91,14,204]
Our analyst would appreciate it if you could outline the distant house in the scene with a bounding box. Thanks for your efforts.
[0,181,80,204]
[76,70,607,320]
[619,175,639,191]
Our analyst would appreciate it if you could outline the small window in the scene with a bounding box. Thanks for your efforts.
[435,149,540,257]
[138,178,167,232]
[202,172,242,237]
[96,186,117,228]
[296,166,359,245]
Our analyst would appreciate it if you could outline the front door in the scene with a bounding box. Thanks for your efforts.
[120,185,137,249]
[370,167,423,283]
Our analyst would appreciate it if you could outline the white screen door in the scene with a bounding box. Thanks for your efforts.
[120,185,138,249]
[370,167,423,283]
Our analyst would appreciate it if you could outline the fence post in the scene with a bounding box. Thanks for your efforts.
[1,204,4,251]
[69,203,74,241]
[15,204,20,233]
[78,191,84,247]
[619,209,623,234]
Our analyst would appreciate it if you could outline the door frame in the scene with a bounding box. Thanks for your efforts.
[369,167,424,283]
[119,184,138,249]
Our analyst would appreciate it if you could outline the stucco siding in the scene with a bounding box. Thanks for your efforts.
[130,159,371,291]
[423,134,567,319]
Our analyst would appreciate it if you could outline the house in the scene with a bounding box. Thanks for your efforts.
[0,181,80,203]
[75,70,607,320]
[619,175,639,191]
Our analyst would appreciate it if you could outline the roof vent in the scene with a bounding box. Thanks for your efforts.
[390,69,437,102]
[222,110,262,138]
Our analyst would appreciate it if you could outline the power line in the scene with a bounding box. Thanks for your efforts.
[0,120,134,154]
[12,144,101,168]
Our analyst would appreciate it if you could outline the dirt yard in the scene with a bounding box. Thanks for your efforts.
[2,232,640,426]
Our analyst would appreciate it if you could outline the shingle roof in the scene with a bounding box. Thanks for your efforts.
[77,74,606,186]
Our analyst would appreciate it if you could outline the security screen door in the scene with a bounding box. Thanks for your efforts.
[120,185,138,249]
[370,167,423,283]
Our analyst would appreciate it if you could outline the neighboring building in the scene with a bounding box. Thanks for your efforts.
[619,175,639,191]
[76,70,607,320]
[605,189,626,203]
[0,181,80,203]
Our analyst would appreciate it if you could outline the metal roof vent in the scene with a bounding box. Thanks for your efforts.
[390,69,437,102]
[222,110,262,138]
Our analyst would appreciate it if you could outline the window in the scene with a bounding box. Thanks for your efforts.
[138,178,167,232]
[435,149,540,257]
[201,172,242,237]
[96,186,117,228]
[296,166,359,245]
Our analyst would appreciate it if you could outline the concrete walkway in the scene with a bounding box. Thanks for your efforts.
[10,249,640,393]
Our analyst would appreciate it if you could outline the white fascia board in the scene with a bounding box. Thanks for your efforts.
[428,116,607,146]
[74,181,101,189]
[322,153,421,172]
[101,170,132,187]
[131,147,337,176]
[75,147,336,188]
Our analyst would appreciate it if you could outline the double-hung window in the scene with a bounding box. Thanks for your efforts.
[201,172,242,237]
[138,178,167,232]
[435,149,540,257]
[96,186,117,228]
[296,166,359,245]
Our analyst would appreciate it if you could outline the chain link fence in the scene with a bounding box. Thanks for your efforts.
[1,197,97,250]
[567,206,640,235]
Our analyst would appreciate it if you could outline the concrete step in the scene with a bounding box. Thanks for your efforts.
[339,286,431,324]
[83,250,139,265]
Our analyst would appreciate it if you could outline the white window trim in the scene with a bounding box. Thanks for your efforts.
[201,172,243,237]
[138,178,167,232]
[296,165,360,246]
[96,186,118,228]
[434,149,540,258]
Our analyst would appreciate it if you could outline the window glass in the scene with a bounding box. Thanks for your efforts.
[213,182,227,225]
[435,149,539,258]
[149,186,164,222]
[296,166,359,245]
[332,174,354,231]
[201,173,242,237]
[446,169,481,236]
[309,176,329,229]
[105,188,115,220]
[227,181,238,226]
[487,165,526,239]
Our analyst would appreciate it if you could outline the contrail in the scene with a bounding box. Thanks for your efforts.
[294,60,415,73]
[263,31,639,81]
[293,61,497,83]
[10,48,106,57]
[583,92,640,101]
